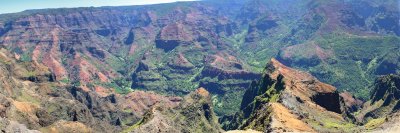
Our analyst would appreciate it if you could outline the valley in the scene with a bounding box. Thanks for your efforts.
[0,0,399,132]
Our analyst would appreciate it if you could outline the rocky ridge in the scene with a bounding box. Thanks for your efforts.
[221,59,400,132]
[221,58,354,132]
[0,0,399,115]
[356,74,400,132]
[0,48,196,132]
[127,88,223,133]
[0,0,399,132]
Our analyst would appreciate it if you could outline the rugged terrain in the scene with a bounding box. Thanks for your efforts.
[127,88,222,133]
[0,47,218,132]
[0,0,398,115]
[0,1,261,115]
[221,59,356,132]
[221,59,400,132]
[1,40,400,132]
[357,74,400,132]
[0,0,399,132]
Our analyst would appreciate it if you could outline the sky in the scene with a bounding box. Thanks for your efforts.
[0,0,196,14]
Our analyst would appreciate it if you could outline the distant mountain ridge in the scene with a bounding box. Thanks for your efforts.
[0,0,398,115]
[0,0,399,132]
[0,45,399,132]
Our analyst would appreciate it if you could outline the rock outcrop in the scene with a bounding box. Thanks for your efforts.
[221,58,354,132]
[0,0,399,132]
[0,0,398,117]
[127,88,223,133]
[0,48,188,132]
[356,74,400,131]
[221,59,400,132]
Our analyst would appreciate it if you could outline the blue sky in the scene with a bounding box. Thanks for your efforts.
[0,0,196,14]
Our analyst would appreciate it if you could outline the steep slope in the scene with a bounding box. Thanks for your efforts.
[371,112,400,132]
[125,88,223,133]
[221,59,400,132]
[0,0,398,117]
[221,59,357,132]
[356,74,400,131]
[0,47,187,132]
[275,0,400,98]
[0,1,261,115]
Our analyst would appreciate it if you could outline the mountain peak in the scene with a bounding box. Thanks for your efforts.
[224,58,348,132]
[268,58,336,93]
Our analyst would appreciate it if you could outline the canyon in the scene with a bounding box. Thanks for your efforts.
[0,0,399,132]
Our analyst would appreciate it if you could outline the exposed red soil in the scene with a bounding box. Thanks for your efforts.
[128,44,138,55]
[160,22,193,41]
[195,87,210,97]
[340,91,363,109]
[96,72,108,83]
[95,86,113,97]
[41,29,67,80]
[282,42,334,62]
[122,91,182,116]
[270,103,315,132]
[31,45,42,63]
[270,58,336,94]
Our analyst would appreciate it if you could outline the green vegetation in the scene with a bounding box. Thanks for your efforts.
[59,78,69,83]
[0,0,398,126]
[100,78,133,94]
[122,118,145,133]
[12,46,34,62]
[323,120,356,129]
[16,91,40,106]
[365,117,386,130]
[0,57,10,65]
[285,34,400,99]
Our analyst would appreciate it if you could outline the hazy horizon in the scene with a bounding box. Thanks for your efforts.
[0,0,196,14]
